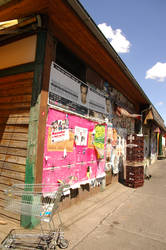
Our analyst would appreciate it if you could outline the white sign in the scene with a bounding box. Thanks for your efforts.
[126,144,138,148]
[75,126,88,146]
[51,119,69,143]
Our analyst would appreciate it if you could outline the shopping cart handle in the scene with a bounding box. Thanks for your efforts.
[4,188,12,196]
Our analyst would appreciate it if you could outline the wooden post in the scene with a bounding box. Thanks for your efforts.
[35,32,56,184]
[159,133,162,156]
[157,132,160,155]
[21,29,47,228]
[21,28,57,228]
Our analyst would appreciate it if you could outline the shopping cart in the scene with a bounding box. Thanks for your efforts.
[1,181,70,249]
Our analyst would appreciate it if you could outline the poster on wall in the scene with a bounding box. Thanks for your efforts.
[48,62,89,114]
[106,125,126,175]
[43,108,106,192]
[75,126,88,146]
[50,119,69,143]
[93,125,106,159]
[48,62,108,115]
[89,87,107,114]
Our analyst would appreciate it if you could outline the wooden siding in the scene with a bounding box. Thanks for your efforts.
[0,35,37,70]
[0,71,33,221]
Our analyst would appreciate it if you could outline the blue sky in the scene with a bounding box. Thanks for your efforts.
[79,0,166,124]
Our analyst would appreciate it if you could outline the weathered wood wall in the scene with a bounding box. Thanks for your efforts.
[0,71,33,220]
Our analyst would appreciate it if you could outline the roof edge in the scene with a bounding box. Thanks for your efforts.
[67,0,165,128]
[67,0,151,104]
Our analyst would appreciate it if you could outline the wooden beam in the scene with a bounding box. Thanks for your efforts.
[0,62,35,77]
[0,0,48,22]
[35,31,56,184]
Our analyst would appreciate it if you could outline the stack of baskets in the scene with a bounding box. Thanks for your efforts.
[126,134,144,188]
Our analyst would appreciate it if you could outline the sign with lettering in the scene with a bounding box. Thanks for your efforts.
[48,62,107,115]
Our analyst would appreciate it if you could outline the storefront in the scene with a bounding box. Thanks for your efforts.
[0,0,164,225]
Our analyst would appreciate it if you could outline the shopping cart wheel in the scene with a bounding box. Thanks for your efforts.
[47,241,56,250]
[47,245,56,250]
[58,239,69,249]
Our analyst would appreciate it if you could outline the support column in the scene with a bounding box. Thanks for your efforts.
[21,30,47,228]
[159,133,163,156]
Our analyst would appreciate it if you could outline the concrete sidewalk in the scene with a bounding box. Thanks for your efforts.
[65,159,166,250]
[0,180,133,243]
[0,160,166,250]
[0,174,134,246]
[61,182,135,249]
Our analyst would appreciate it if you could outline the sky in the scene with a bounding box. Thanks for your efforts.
[79,0,166,124]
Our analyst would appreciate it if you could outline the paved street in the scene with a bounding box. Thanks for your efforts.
[0,160,166,250]
[65,160,166,250]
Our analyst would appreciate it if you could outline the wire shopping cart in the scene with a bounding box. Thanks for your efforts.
[1,181,70,249]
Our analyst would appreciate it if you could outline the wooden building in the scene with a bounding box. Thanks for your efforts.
[0,0,165,225]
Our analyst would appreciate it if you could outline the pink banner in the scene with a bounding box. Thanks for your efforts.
[42,108,106,191]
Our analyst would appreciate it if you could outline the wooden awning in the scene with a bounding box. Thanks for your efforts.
[144,107,166,132]
[144,110,153,124]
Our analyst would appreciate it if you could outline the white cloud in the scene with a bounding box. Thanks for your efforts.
[156,101,164,106]
[98,22,131,53]
[145,62,166,82]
